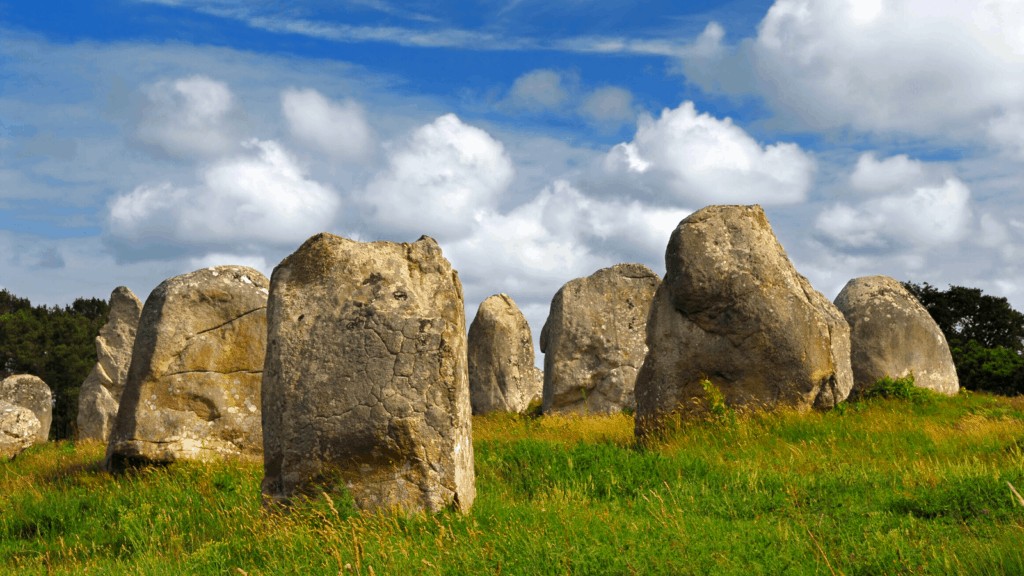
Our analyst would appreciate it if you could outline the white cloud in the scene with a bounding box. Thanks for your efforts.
[600,101,815,205]
[107,139,340,258]
[447,178,687,357]
[361,113,513,241]
[188,252,270,275]
[683,0,1024,150]
[135,75,238,159]
[987,111,1024,159]
[448,179,685,304]
[848,153,931,194]
[505,69,571,112]
[815,153,973,250]
[579,86,635,125]
[502,71,636,127]
[281,88,375,161]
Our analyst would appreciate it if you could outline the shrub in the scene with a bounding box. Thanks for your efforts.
[858,374,937,404]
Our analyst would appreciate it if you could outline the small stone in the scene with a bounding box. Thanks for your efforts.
[468,294,542,414]
[835,275,959,396]
[0,401,42,460]
[0,374,52,443]
[540,263,660,415]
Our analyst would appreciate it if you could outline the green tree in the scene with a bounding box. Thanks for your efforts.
[0,293,109,439]
[904,281,1024,394]
[903,282,1024,349]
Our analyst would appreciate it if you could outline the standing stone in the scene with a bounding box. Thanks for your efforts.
[262,233,473,510]
[106,266,268,470]
[77,286,143,442]
[468,294,542,414]
[261,234,475,514]
[0,401,42,460]
[835,275,959,396]
[0,374,52,443]
[635,205,853,438]
[540,264,660,415]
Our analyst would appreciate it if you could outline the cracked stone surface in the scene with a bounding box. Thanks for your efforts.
[105,266,268,471]
[468,294,542,414]
[835,275,959,396]
[540,263,660,415]
[635,205,853,439]
[0,374,52,443]
[0,401,41,460]
[77,286,142,442]
[261,233,475,514]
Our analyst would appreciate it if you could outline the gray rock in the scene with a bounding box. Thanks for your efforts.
[106,266,268,470]
[540,263,660,415]
[835,275,959,396]
[77,286,143,442]
[635,205,853,438]
[468,294,542,414]
[0,374,52,443]
[0,401,42,460]
[261,233,475,514]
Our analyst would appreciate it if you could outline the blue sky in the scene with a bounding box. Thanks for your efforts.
[2,0,1023,341]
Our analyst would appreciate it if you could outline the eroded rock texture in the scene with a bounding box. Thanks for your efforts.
[261,234,475,514]
[468,294,542,414]
[0,401,41,460]
[0,374,52,443]
[635,205,853,438]
[105,266,268,470]
[835,275,959,396]
[77,286,143,442]
[540,263,660,415]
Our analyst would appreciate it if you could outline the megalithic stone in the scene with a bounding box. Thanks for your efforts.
[261,233,475,514]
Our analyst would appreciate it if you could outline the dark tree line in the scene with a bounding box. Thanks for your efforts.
[0,289,109,439]
[904,282,1024,395]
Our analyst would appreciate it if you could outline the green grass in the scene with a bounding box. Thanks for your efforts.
[3,392,1024,575]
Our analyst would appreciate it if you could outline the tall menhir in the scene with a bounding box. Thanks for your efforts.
[261,233,475,514]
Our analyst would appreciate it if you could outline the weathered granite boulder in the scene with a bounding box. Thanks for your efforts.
[0,401,41,460]
[540,263,660,414]
[468,294,542,414]
[77,286,143,442]
[835,275,959,396]
[105,266,268,470]
[635,205,853,438]
[0,374,52,443]
[261,234,475,514]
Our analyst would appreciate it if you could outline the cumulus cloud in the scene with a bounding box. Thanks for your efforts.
[815,153,973,251]
[579,86,635,125]
[848,153,930,194]
[107,139,340,259]
[683,0,1024,150]
[135,75,238,159]
[188,252,271,274]
[504,69,572,112]
[281,88,375,161]
[600,101,814,205]
[448,179,685,302]
[361,113,514,241]
[446,178,687,352]
[502,70,636,128]
[987,111,1024,159]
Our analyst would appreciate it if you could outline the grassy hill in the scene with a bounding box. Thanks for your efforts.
[2,391,1023,575]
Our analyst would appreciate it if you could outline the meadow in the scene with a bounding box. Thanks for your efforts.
[2,390,1023,575]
